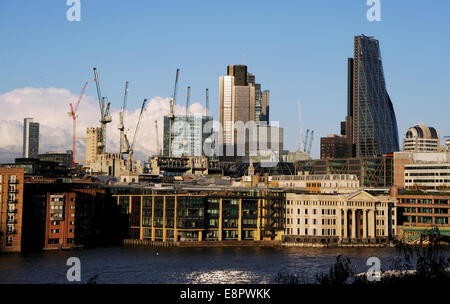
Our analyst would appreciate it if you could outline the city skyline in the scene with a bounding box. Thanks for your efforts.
[0,1,449,161]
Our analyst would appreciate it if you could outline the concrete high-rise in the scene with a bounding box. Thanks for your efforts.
[85,127,101,164]
[349,35,399,157]
[23,118,39,158]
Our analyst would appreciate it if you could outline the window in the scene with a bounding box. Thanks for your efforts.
[6,237,13,246]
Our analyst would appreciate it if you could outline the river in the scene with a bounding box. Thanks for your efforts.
[1,246,448,284]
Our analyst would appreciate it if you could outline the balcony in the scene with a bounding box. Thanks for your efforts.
[7,209,18,214]
[8,189,19,194]
[6,230,17,235]
[7,199,18,204]
[7,219,17,224]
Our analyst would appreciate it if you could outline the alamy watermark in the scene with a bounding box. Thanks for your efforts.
[66,0,81,22]
[66,257,81,282]
[366,0,381,22]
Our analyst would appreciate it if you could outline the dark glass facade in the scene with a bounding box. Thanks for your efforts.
[352,35,399,157]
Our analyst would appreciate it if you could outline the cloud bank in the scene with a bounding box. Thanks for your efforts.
[0,87,204,163]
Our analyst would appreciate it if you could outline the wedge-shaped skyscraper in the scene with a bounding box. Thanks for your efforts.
[349,35,399,157]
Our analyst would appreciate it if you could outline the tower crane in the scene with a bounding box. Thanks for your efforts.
[119,81,131,155]
[128,98,148,172]
[93,67,112,154]
[68,81,88,169]
[168,68,180,157]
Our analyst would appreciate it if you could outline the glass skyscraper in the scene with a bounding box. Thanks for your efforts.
[350,35,399,157]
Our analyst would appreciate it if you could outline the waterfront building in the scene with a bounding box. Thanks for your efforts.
[112,186,285,243]
[22,180,120,252]
[403,123,440,152]
[396,190,450,241]
[23,118,40,158]
[348,35,399,157]
[283,190,397,245]
[295,155,394,188]
[0,168,25,253]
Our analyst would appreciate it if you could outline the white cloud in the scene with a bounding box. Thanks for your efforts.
[0,87,204,163]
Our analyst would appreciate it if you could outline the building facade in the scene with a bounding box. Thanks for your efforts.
[404,163,450,190]
[163,115,213,157]
[270,174,360,194]
[320,134,352,159]
[295,155,394,188]
[86,127,101,164]
[403,123,440,152]
[112,187,285,243]
[37,150,73,168]
[283,191,397,244]
[0,168,25,252]
[393,151,450,189]
[396,191,450,240]
[23,118,40,158]
[350,35,399,157]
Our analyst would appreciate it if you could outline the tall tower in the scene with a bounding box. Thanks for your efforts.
[23,118,39,158]
[85,127,101,164]
[351,35,399,157]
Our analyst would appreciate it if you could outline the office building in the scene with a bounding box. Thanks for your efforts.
[23,118,39,158]
[283,190,397,244]
[403,123,440,152]
[348,35,399,157]
[393,151,450,189]
[404,163,450,190]
[163,115,213,157]
[396,191,450,240]
[37,150,73,168]
[112,186,285,242]
[0,168,25,253]
[320,134,352,159]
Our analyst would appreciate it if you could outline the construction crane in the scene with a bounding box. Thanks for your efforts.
[93,67,112,154]
[155,120,160,156]
[128,98,148,172]
[168,68,180,157]
[118,81,131,155]
[205,88,210,117]
[68,81,88,169]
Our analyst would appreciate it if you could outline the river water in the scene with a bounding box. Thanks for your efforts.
[0,246,448,284]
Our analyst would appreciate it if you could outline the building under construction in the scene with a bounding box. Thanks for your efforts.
[111,185,285,243]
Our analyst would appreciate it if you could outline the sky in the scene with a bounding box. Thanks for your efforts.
[0,0,449,161]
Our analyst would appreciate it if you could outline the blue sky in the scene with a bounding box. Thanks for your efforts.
[1,0,449,158]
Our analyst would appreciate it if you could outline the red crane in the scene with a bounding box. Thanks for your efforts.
[69,81,88,169]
